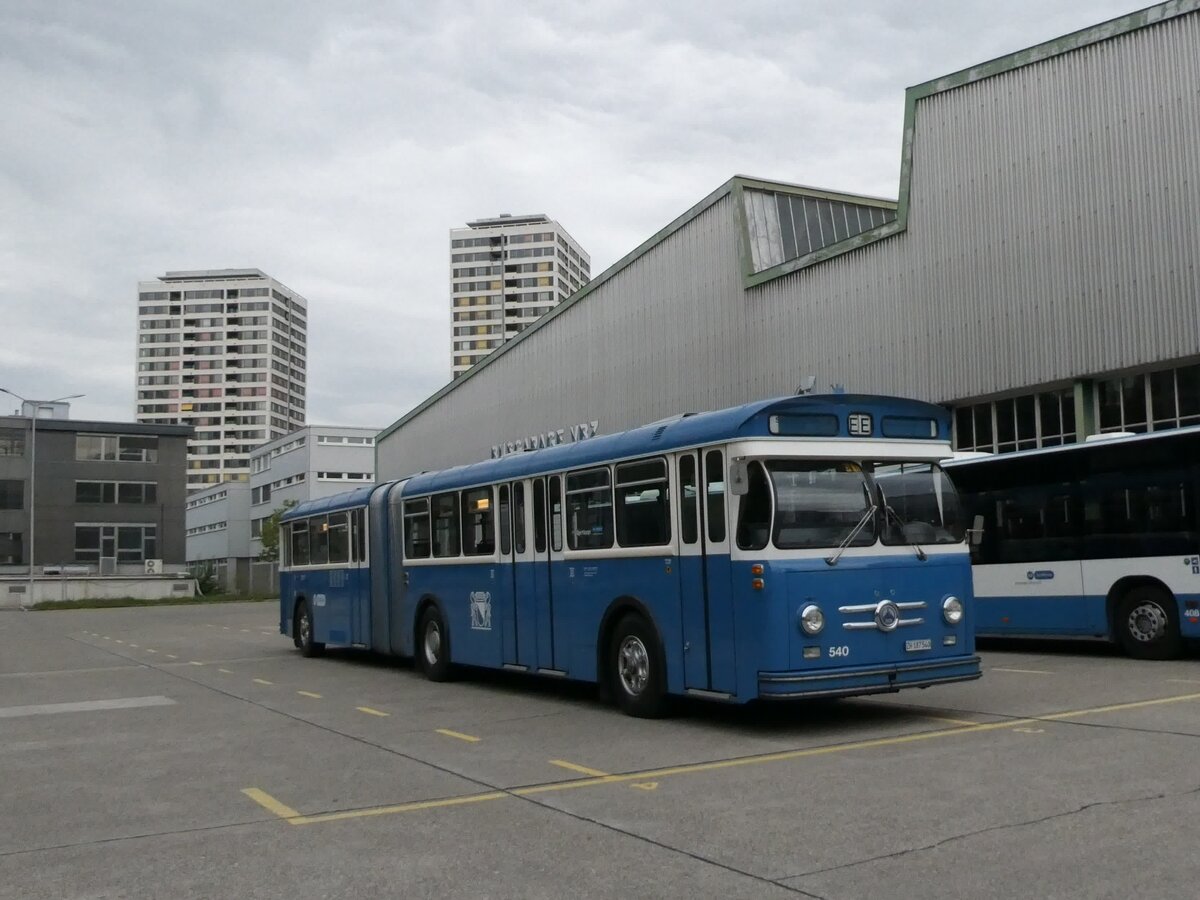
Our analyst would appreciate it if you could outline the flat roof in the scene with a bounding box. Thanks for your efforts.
[159,269,268,281]
[0,416,192,437]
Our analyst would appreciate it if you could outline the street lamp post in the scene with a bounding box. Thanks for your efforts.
[0,388,85,608]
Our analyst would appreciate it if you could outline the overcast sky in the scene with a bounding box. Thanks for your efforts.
[0,0,1145,427]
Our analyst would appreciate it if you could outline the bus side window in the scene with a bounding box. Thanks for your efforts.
[513,483,527,554]
[327,512,350,565]
[565,468,614,550]
[432,493,460,558]
[461,487,495,556]
[533,479,547,553]
[308,515,329,566]
[353,508,366,563]
[404,498,431,559]
[735,461,771,551]
[678,455,698,545]
[280,523,291,567]
[705,449,726,543]
[615,457,670,547]
[499,485,511,556]
[550,475,563,552]
[290,519,310,566]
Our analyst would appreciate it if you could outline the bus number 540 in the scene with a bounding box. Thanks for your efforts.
[828,645,850,658]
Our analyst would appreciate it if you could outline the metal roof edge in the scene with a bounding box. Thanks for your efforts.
[377,175,743,444]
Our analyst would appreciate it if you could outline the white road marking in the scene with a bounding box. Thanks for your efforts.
[0,696,176,719]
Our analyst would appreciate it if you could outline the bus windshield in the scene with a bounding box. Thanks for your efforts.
[871,461,964,545]
[768,461,876,550]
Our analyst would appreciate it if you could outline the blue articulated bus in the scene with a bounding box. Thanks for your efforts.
[279,394,982,716]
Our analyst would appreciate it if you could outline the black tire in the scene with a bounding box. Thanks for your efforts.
[293,598,324,658]
[417,605,453,682]
[1115,586,1182,660]
[609,613,667,718]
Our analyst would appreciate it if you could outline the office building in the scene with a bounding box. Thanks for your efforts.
[186,425,377,591]
[136,269,308,490]
[451,214,590,378]
[0,409,190,604]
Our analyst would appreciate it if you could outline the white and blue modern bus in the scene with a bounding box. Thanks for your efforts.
[279,394,981,716]
[945,427,1200,659]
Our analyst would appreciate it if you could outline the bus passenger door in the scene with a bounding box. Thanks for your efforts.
[530,476,562,673]
[678,449,737,694]
[509,481,538,668]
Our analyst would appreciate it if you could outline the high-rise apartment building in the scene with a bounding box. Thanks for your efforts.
[450,214,590,378]
[135,269,308,490]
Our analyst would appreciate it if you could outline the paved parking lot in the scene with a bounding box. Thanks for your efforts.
[2,602,1199,899]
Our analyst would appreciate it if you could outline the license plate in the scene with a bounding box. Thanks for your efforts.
[905,638,932,652]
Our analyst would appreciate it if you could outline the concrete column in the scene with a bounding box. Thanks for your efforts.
[1073,380,1096,440]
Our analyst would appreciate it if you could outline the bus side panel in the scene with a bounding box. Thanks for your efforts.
[565,555,684,690]
[290,569,355,647]
[1082,555,1200,640]
[409,563,504,668]
[973,561,1098,636]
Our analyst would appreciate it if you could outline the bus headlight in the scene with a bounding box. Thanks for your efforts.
[942,596,964,625]
[800,604,825,635]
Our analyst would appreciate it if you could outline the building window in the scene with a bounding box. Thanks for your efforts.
[75,481,158,505]
[0,479,24,510]
[75,524,157,563]
[76,434,159,463]
[954,389,1076,453]
[0,531,22,564]
[0,428,26,457]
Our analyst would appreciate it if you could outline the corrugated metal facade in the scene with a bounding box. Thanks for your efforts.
[379,5,1200,478]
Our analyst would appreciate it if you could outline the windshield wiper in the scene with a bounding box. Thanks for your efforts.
[825,501,877,566]
[883,503,927,561]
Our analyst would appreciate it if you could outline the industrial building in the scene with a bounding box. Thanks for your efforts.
[378,2,1200,478]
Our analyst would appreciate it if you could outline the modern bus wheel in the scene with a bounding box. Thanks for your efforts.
[1116,586,1182,660]
[418,605,453,682]
[293,599,324,658]
[610,614,667,718]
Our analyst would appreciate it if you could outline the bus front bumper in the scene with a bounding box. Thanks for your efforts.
[757,656,982,700]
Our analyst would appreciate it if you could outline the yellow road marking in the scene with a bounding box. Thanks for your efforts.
[128,643,138,648]
[189,661,204,666]
[436,728,480,743]
[297,691,322,699]
[357,706,389,717]
[165,654,178,660]
[549,759,609,777]
[253,678,274,685]
[240,629,250,633]
[1167,678,1200,685]
[922,715,978,727]
[631,781,659,791]
[218,668,233,674]
[1013,727,1045,734]
[102,636,110,640]
[115,640,124,644]
[244,690,1200,827]
[992,667,1053,675]
[242,788,303,821]
[145,649,157,654]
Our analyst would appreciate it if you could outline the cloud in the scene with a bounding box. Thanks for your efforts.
[0,0,1143,424]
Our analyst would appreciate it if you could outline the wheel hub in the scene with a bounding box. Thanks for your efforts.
[617,635,650,696]
[1127,602,1167,643]
[299,611,310,645]
[425,622,442,663]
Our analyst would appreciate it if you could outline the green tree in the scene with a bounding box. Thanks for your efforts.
[258,500,298,562]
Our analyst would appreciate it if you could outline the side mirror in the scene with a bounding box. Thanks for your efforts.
[729,459,749,496]
[968,514,985,546]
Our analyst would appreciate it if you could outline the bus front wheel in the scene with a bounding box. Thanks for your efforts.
[418,606,453,682]
[610,614,667,718]
[294,599,324,658]
[1115,587,1181,660]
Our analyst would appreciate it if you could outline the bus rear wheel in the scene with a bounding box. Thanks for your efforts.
[610,614,667,718]
[294,599,324,658]
[1116,587,1181,660]
[418,606,453,682]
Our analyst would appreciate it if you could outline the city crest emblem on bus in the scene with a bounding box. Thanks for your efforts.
[469,591,493,631]
[875,600,900,632]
